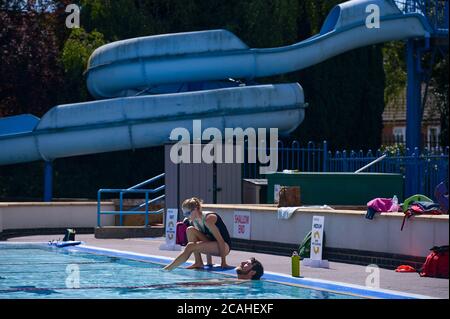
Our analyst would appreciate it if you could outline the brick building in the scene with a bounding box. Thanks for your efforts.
[382,86,442,148]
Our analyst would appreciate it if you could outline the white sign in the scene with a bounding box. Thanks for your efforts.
[159,208,181,251]
[233,211,251,240]
[310,216,324,260]
[303,215,329,268]
[274,184,281,204]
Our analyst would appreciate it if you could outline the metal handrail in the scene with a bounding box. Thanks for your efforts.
[129,194,165,212]
[127,173,165,190]
[97,173,165,227]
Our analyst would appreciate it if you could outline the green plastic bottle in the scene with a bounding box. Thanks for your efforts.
[291,251,300,277]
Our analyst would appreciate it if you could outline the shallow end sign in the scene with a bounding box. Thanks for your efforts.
[303,215,329,268]
[233,211,251,240]
[159,208,181,251]
[311,215,324,260]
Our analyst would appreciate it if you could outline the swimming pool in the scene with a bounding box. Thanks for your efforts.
[0,243,429,299]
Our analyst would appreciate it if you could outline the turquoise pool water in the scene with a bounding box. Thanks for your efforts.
[0,244,360,299]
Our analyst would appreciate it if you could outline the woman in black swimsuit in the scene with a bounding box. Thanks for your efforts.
[164,197,232,271]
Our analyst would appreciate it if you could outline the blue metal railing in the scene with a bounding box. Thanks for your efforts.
[243,140,328,179]
[393,0,449,35]
[243,140,449,199]
[326,146,449,198]
[97,173,165,227]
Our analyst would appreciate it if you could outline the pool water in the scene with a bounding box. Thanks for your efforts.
[0,245,360,299]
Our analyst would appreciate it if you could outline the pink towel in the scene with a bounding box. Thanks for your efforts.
[367,198,400,213]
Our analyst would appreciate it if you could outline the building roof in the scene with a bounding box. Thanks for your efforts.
[383,85,441,123]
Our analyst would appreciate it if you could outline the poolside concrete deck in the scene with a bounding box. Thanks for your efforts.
[6,234,449,299]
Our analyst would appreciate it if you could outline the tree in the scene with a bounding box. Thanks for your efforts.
[79,0,150,41]
[382,41,448,148]
[291,0,385,151]
[61,27,105,103]
[431,54,449,147]
[0,0,411,199]
[0,1,65,117]
[383,41,407,106]
[235,0,300,48]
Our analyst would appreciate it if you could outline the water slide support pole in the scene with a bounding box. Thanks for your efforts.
[44,161,53,202]
[405,39,423,197]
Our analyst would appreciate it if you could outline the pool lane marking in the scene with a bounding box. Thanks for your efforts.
[193,267,365,298]
[0,261,112,266]
[0,280,240,293]
[64,244,436,299]
[0,242,56,246]
[260,271,437,300]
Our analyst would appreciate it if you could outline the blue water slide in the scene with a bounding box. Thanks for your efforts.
[86,0,431,99]
[0,84,305,164]
[0,0,433,166]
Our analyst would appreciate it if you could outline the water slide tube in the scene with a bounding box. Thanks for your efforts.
[0,84,305,164]
[0,0,431,165]
[86,0,431,99]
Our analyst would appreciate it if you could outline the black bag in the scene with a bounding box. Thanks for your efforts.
[63,229,76,241]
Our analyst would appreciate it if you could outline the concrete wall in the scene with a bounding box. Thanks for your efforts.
[0,202,115,232]
[203,204,449,258]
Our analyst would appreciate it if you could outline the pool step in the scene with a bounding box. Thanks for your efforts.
[94,226,164,239]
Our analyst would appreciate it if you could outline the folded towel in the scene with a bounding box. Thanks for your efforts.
[277,205,334,219]
[277,207,301,219]
[300,205,334,210]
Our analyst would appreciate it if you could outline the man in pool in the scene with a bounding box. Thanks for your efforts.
[157,260,263,288]
[235,257,264,280]
[160,257,264,287]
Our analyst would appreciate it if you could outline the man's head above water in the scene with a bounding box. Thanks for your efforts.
[236,257,264,280]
